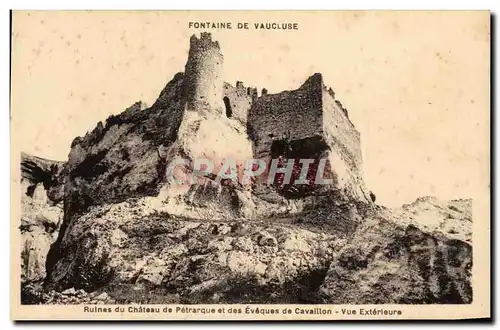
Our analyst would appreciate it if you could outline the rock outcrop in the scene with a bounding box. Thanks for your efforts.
[41,199,345,303]
[319,208,472,304]
[20,153,64,282]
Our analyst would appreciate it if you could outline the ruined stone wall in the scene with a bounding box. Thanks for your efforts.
[247,73,324,160]
[222,81,256,125]
[183,33,224,115]
[322,86,362,176]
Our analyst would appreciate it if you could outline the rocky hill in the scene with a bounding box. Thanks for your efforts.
[21,192,472,304]
[19,33,472,305]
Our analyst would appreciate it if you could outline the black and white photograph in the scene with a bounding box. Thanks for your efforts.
[10,10,490,320]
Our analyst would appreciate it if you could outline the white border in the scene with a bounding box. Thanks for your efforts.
[2,1,497,329]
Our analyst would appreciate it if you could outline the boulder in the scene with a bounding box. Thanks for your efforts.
[319,210,472,304]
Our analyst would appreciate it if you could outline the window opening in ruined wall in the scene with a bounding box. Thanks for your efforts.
[223,97,232,118]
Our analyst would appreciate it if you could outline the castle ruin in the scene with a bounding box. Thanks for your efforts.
[182,32,369,201]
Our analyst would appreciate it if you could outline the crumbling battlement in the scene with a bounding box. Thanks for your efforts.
[183,33,224,115]
[190,31,221,51]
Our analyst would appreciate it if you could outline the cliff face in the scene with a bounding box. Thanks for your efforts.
[36,194,471,304]
[20,153,64,282]
[19,32,472,305]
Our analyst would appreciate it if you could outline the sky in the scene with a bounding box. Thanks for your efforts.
[11,11,490,207]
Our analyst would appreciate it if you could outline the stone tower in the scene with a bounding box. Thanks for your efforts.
[183,32,224,115]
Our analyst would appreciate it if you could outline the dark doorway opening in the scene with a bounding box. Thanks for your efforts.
[269,136,332,198]
[223,97,232,118]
